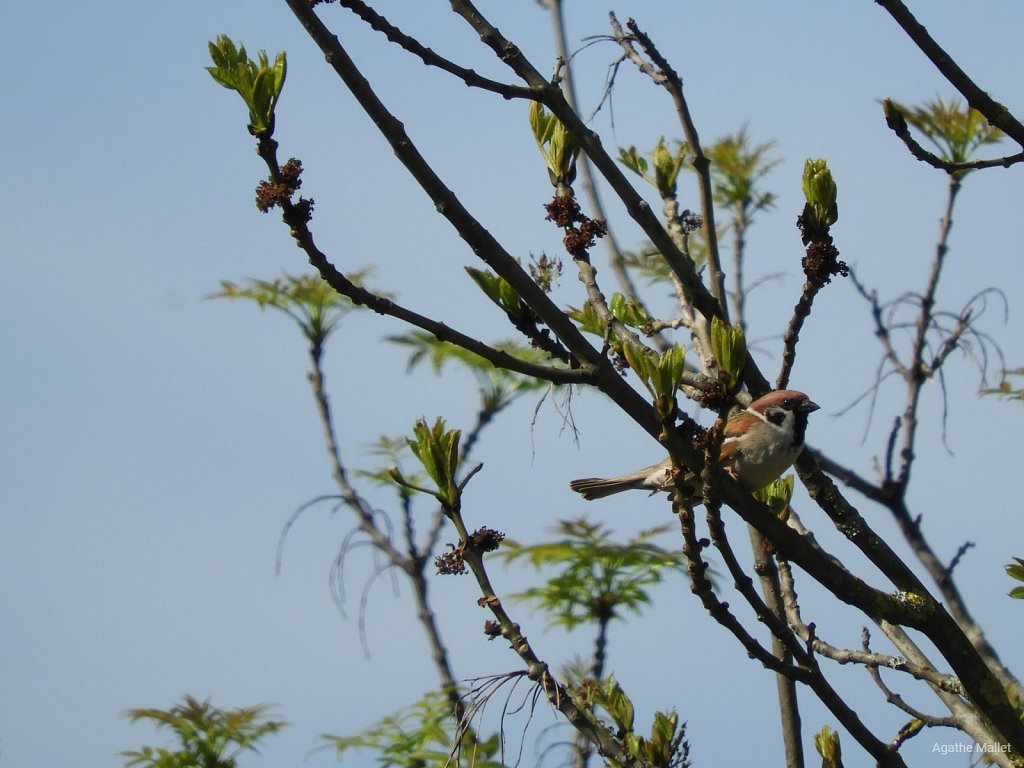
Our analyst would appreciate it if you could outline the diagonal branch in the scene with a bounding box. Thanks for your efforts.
[678,498,904,767]
[860,629,958,727]
[332,0,533,100]
[883,101,1024,172]
[448,1,739,344]
[617,16,730,324]
[875,0,1024,146]
[284,0,665,439]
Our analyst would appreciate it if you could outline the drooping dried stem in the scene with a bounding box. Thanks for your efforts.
[452,526,643,766]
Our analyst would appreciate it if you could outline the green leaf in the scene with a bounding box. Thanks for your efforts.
[754,474,795,518]
[814,725,842,768]
[621,342,686,402]
[803,158,836,211]
[567,301,606,336]
[618,145,649,179]
[500,518,690,630]
[655,344,686,400]
[710,316,747,393]
[529,100,556,147]
[528,101,579,185]
[590,677,635,733]
[618,139,687,198]
[407,418,462,508]
[208,272,367,349]
[609,292,625,320]
[252,68,273,124]
[622,341,657,395]
[706,127,779,220]
[1007,558,1024,598]
[609,292,652,329]
[206,66,241,92]
[324,690,504,768]
[271,52,287,103]
[206,35,287,135]
[651,137,687,197]
[887,96,1004,170]
[801,158,839,232]
[465,266,527,319]
[121,696,286,768]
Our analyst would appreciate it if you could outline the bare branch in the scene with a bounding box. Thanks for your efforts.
[861,629,958,727]
[875,0,1024,146]
[448,1,744,360]
[778,560,962,695]
[680,499,907,767]
[608,14,730,324]
[883,101,1024,172]
[332,0,533,99]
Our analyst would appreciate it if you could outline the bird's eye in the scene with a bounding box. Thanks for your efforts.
[782,398,794,408]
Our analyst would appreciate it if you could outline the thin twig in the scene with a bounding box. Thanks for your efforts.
[776,281,822,390]
[883,101,1024,172]
[777,560,962,695]
[861,629,958,726]
[333,0,533,100]
[627,17,729,321]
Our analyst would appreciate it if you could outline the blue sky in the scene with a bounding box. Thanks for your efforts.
[3,1,1024,766]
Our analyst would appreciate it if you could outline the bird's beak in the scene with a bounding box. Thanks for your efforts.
[801,399,821,413]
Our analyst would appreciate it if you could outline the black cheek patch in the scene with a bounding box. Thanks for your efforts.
[766,408,786,426]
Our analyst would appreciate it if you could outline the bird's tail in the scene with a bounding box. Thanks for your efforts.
[568,473,650,500]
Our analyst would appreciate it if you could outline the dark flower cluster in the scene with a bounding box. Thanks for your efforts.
[255,180,290,213]
[685,416,712,454]
[291,197,315,224]
[434,543,467,576]
[681,209,703,234]
[434,528,505,576]
[255,158,305,213]
[543,196,607,260]
[692,379,727,412]
[797,214,848,287]
[469,527,506,553]
[278,158,304,191]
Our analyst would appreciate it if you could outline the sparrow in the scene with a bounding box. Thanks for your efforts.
[569,390,819,501]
